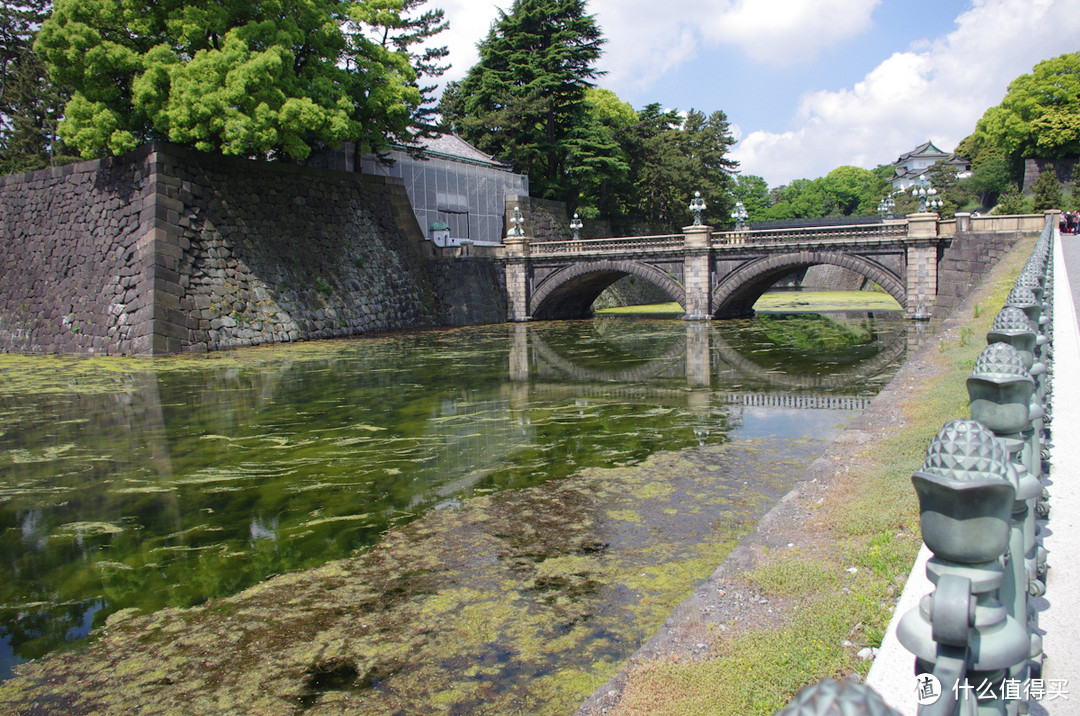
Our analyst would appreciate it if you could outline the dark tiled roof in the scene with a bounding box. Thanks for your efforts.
[399,133,511,169]
[895,140,950,163]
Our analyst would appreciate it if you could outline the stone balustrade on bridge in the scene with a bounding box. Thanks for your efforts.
[499,213,1050,324]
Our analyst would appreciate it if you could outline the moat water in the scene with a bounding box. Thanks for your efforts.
[0,311,914,708]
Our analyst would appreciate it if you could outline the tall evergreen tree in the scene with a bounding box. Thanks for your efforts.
[563,88,631,218]
[443,0,604,201]
[1032,166,1064,211]
[678,109,738,224]
[0,0,71,174]
[621,103,690,226]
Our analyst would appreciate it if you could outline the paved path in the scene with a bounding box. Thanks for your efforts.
[865,226,1080,714]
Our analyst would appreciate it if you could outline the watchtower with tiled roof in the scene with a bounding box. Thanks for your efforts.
[890,140,970,191]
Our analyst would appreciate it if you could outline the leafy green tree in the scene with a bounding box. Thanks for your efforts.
[763,178,830,220]
[871,163,896,184]
[733,174,770,221]
[35,0,424,161]
[967,146,1014,208]
[1031,166,1064,211]
[820,165,886,216]
[440,0,604,202]
[972,51,1080,160]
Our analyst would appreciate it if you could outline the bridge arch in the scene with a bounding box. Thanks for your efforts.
[529,259,686,320]
[711,251,905,318]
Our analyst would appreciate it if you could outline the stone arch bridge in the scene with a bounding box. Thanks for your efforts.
[501,218,945,321]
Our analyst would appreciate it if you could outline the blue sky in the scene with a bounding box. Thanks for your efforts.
[432,0,1080,188]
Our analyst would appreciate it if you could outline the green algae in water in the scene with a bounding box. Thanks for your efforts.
[0,439,835,715]
[0,316,910,706]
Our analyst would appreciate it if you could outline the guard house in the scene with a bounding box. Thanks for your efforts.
[360,133,529,249]
[890,140,971,190]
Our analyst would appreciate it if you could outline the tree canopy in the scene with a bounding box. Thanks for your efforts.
[440,1,739,228]
[439,0,604,202]
[974,51,1080,160]
[34,0,438,161]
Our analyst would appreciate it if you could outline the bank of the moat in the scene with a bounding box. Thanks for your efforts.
[0,312,910,714]
[577,236,1037,715]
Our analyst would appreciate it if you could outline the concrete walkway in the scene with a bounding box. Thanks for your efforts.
[865,227,1080,714]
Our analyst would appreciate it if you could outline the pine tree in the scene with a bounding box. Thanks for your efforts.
[1032,166,1063,211]
[355,0,449,144]
[0,0,71,174]
[443,0,604,201]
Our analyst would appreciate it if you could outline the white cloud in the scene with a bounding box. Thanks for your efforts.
[701,0,880,66]
[437,0,506,84]
[437,0,883,94]
[731,0,1080,185]
[592,0,880,90]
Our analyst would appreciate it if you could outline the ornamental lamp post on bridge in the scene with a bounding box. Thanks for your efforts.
[731,201,749,232]
[878,193,896,220]
[913,185,941,214]
[570,213,583,242]
[689,191,707,227]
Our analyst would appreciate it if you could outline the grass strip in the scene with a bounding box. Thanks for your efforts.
[606,236,1036,715]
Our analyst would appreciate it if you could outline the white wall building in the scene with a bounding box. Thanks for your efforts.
[890,140,971,191]
[360,134,528,248]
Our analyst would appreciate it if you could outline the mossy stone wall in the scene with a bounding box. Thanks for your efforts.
[0,147,156,354]
[0,142,483,355]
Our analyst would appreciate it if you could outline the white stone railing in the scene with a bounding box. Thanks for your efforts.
[507,214,1043,258]
[713,222,909,247]
[970,213,1046,233]
[527,234,684,255]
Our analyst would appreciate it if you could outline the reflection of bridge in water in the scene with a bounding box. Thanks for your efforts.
[513,319,911,407]
[419,319,908,504]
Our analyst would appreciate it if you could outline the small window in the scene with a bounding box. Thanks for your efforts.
[438,210,470,239]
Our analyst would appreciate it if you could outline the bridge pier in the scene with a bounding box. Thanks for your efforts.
[504,234,530,322]
[906,214,940,320]
[682,225,713,321]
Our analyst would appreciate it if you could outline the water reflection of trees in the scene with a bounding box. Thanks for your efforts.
[712,313,910,394]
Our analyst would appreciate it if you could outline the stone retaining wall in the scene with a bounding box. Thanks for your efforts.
[159,144,434,352]
[0,147,154,354]
[425,257,506,325]
[933,231,1024,319]
[0,142,453,355]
